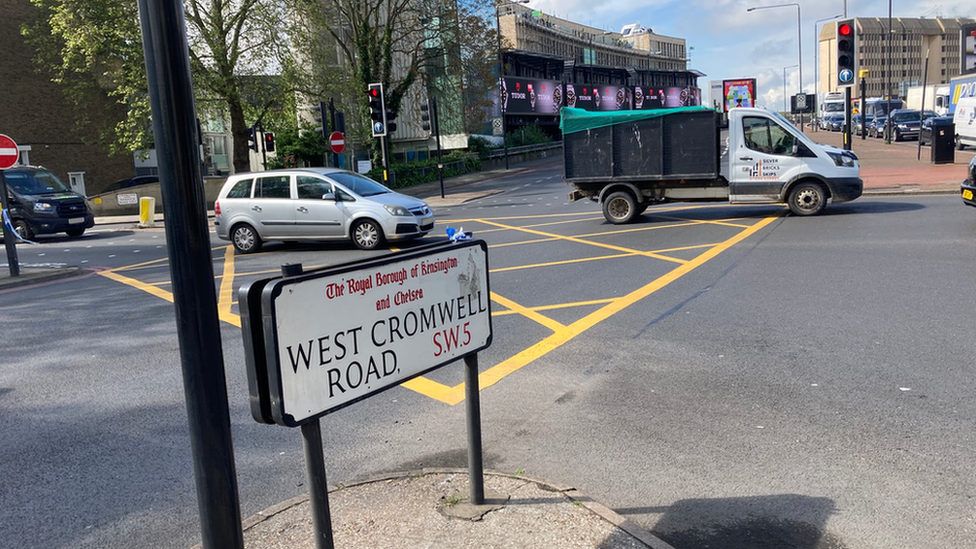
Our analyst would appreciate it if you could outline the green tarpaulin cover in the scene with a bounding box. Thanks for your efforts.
[559,106,714,135]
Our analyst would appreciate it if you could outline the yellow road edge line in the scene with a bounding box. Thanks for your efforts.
[217,246,241,328]
[98,270,175,303]
[490,291,565,332]
[406,213,783,405]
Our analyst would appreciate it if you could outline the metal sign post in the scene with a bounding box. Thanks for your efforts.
[136,1,244,547]
[0,134,21,276]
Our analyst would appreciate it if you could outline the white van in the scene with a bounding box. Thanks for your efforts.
[953,97,976,150]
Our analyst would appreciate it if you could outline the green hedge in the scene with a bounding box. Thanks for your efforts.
[366,153,482,189]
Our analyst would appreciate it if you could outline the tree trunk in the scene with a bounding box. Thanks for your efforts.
[229,98,250,174]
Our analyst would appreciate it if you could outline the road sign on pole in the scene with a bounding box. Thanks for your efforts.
[0,134,20,169]
[329,131,345,154]
[0,134,21,277]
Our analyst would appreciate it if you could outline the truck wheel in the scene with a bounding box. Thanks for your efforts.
[957,138,966,151]
[788,182,827,216]
[603,191,639,224]
[65,228,86,237]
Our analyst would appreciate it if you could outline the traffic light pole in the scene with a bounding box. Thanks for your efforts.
[329,99,338,168]
[860,76,867,140]
[843,87,852,151]
[432,97,444,198]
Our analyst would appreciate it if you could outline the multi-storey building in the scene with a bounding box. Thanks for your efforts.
[818,17,976,99]
[494,1,701,137]
[497,6,689,73]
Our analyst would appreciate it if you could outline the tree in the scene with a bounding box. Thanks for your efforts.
[23,0,306,173]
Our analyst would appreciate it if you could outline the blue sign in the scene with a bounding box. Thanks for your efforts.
[839,69,855,84]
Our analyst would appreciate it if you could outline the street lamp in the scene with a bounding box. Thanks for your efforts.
[814,14,843,132]
[496,0,530,170]
[784,64,798,113]
[748,3,803,132]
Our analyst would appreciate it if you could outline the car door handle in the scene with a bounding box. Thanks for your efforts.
[739,156,753,161]
[251,205,262,212]
[297,206,308,213]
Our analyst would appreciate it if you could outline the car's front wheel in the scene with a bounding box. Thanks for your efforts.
[788,182,827,216]
[352,219,384,250]
[231,223,262,254]
[65,228,85,237]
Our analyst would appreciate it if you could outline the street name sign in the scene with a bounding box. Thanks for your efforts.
[241,240,492,427]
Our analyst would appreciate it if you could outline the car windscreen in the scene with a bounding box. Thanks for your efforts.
[4,169,73,195]
[329,172,391,197]
[891,112,920,123]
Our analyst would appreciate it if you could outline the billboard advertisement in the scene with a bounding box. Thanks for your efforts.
[963,23,976,76]
[633,86,702,110]
[565,84,631,111]
[500,77,563,115]
[723,78,757,112]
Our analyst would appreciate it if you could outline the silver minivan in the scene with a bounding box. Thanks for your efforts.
[214,168,435,253]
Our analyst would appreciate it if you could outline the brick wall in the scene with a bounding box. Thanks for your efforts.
[0,0,135,193]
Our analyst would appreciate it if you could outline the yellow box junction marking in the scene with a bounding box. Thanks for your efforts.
[97,212,782,406]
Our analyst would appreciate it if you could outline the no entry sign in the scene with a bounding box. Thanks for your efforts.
[0,134,19,169]
[329,131,345,154]
[240,240,492,427]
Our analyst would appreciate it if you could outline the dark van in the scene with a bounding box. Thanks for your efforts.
[3,166,94,239]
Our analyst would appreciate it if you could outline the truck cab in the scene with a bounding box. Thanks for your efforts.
[726,108,863,214]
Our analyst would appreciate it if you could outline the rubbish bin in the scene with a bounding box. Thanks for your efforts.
[931,119,955,164]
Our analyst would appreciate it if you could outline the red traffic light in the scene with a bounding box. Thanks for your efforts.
[838,23,852,36]
[369,88,379,97]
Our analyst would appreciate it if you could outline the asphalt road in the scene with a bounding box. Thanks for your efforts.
[2,164,976,549]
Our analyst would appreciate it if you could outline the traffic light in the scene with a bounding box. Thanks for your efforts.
[247,127,257,151]
[385,108,397,134]
[420,102,431,132]
[836,19,857,88]
[311,101,327,140]
[264,132,275,153]
[367,83,387,137]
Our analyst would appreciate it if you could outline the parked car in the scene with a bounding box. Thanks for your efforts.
[962,154,976,208]
[921,110,937,121]
[213,167,435,253]
[887,109,922,141]
[101,175,159,193]
[868,116,887,138]
[856,114,874,135]
[920,115,954,146]
[825,113,845,131]
[2,165,94,239]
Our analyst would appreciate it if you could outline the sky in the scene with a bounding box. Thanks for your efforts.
[524,0,974,110]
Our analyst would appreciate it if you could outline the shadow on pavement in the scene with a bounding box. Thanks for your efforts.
[618,494,847,549]
[826,200,926,215]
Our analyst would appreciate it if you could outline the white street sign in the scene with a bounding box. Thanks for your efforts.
[262,241,491,426]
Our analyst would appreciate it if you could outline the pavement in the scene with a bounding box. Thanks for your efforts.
[2,141,973,548]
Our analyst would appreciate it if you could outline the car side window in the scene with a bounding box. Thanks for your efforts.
[227,178,253,199]
[296,175,333,199]
[742,116,795,156]
[256,176,291,199]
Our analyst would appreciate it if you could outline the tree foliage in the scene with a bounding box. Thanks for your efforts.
[23,0,304,172]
